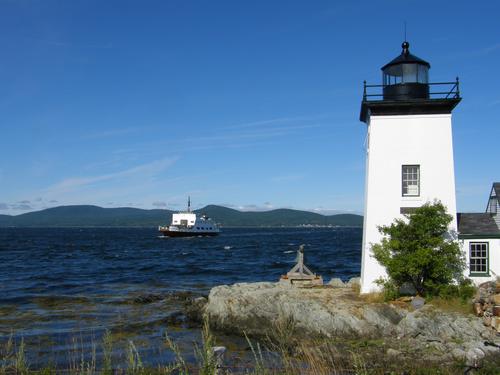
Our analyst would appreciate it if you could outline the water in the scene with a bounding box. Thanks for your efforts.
[0,227,361,368]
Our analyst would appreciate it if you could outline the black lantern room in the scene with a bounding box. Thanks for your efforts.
[382,41,430,100]
[360,40,461,123]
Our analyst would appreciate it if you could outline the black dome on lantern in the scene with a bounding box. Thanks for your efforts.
[382,41,430,70]
[382,41,430,100]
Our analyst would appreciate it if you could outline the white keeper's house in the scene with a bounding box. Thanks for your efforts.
[458,183,500,284]
[358,41,500,293]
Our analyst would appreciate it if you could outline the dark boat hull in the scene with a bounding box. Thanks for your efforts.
[159,230,219,237]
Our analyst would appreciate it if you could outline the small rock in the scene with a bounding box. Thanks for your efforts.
[493,317,500,333]
[473,302,483,317]
[184,296,208,323]
[132,293,164,304]
[212,346,226,369]
[399,282,417,295]
[483,315,492,327]
[493,294,500,304]
[328,278,346,288]
[451,348,466,360]
[411,296,425,310]
[465,347,485,368]
[493,305,500,317]
[386,348,401,357]
[346,277,360,288]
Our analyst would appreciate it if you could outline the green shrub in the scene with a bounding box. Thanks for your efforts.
[437,279,476,301]
[372,202,465,297]
[375,278,400,301]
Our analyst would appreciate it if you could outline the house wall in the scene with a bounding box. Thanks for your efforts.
[460,238,500,285]
[360,114,457,293]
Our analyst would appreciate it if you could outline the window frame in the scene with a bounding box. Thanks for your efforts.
[469,242,489,277]
[402,164,420,197]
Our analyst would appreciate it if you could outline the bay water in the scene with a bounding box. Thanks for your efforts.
[0,227,361,369]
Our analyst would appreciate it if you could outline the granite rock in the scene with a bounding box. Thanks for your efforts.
[204,282,500,361]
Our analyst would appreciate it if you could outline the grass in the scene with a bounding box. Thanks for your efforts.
[1,318,499,374]
[426,296,475,315]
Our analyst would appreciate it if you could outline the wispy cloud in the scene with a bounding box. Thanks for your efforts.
[451,42,500,59]
[482,43,500,54]
[152,201,167,208]
[81,127,147,140]
[310,207,359,215]
[0,202,33,211]
[223,203,276,212]
[223,116,309,130]
[18,36,113,49]
[95,114,337,161]
[222,114,334,130]
[47,157,178,194]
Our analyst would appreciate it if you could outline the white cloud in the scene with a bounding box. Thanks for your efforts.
[483,43,500,54]
[152,201,167,208]
[46,157,178,194]
[81,126,148,140]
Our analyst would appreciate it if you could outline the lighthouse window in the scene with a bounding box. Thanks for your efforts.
[402,165,420,196]
[469,242,489,276]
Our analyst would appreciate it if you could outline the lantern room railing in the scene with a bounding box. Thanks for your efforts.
[362,77,460,101]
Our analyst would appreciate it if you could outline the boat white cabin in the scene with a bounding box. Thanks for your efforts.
[158,197,220,237]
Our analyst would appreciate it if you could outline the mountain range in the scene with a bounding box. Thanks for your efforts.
[0,205,362,227]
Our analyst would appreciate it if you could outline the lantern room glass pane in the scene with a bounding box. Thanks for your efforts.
[383,64,429,85]
[417,65,429,83]
[402,64,417,83]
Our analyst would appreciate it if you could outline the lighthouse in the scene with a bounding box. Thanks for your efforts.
[359,41,461,293]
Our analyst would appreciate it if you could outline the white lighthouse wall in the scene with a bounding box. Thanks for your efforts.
[360,114,457,293]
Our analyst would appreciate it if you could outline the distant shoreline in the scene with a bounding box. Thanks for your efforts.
[0,204,363,228]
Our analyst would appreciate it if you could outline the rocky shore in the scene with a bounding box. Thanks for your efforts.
[198,280,500,367]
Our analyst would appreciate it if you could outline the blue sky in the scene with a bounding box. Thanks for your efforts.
[0,0,499,215]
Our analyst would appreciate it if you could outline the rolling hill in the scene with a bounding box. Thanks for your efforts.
[0,205,362,227]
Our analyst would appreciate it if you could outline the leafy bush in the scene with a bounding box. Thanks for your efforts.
[372,202,465,297]
[436,279,476,301]
[375,278,400,301]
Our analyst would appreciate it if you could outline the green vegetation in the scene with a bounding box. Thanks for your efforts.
[2,323,500,374]
[0,204,363,227]
[372,202,467,299]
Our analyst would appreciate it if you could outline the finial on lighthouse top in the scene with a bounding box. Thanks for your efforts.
[402,41,410,55]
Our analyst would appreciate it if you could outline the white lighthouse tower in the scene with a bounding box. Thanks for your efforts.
[359,41,461,293]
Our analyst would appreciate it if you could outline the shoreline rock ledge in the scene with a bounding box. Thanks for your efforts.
[204,281,500,362]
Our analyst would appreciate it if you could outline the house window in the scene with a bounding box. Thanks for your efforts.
[402,165,420,196]
[469,242,489,276]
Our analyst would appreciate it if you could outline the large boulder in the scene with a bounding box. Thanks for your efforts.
[205,282,403,338]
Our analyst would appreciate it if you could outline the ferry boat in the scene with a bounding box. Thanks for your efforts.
[158,197,220,237]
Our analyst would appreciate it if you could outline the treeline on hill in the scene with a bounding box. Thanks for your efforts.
[0,205,362,227]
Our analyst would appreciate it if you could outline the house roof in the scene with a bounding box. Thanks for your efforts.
[457,213,500,237]
[493,182,500,199]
